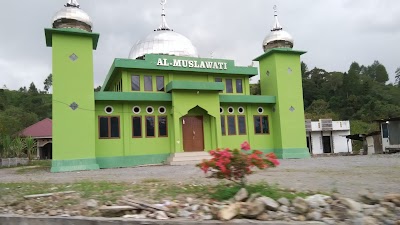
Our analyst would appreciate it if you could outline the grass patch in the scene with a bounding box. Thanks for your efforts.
[141,178,166,183]
[0,181,309,205]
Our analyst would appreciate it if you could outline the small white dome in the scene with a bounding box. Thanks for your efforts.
[52,0,92,32]
[262,6,294,52]
[129,30,198,59]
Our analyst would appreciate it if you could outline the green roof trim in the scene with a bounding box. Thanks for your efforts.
[254,48,307,61]
[219,95,276,104]
[45,28,100,50]
[101,54,258,91]
[95,92,172,102]
[166,81,224,93]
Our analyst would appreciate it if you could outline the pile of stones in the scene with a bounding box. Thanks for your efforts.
[1,188,399,224]
[96,189,400,224]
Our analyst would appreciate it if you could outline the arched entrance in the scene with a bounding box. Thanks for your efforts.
[181,106,213,152]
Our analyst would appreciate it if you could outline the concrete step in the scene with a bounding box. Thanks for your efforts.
[170,160,207,166]
[168,151,213,165]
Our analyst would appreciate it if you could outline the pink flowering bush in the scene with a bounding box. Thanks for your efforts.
[197,141,280,187]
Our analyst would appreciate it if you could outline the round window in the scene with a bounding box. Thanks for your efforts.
[238,107,245,114]
[132,106,141,114]
[105,106,114,114]
[158,106,166,114]
[228,107,234,114]
[257,107,264,114]
[146,106,154,114]
[220,107,224,114]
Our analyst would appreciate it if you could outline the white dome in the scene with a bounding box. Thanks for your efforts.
[129,30,198,59]
[262,6,294,52]
[52,0,92,32]
[263,30,294,51]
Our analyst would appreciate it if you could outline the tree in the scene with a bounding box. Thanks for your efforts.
[301,61,309,78]
[28,82,38,94]
[395,67,400,86]
[364,61,389,84]
[94,86,102,92]
[25,137,37,162]
[44,74,53,92]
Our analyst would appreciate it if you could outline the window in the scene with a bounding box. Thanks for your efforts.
[215,78,222,82]
[132,116,142,138]
[104,106,114,114]
[156,76,165,92]
[226,79,233,93]
[254,116,269,134]
[145,116,155,137]
[228,107,234,114]
[221,116,226,136]
[158,116,168,137]
[236,79,243,93]
[238,116,247,135]
[146,106,154,114]
[382,123,389,138]
[132,106,141,114]
[238,107,245,114]
[144,76,153,91]
[227,116,236,135]
[131,75,140,91]
[99,116,120,139]
[158,106,166,114]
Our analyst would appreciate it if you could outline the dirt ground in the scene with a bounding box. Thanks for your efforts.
[0,155,399,198]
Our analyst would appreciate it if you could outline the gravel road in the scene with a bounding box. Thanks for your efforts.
[1,155,399,198]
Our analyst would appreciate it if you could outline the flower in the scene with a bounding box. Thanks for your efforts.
[240,141,251,151]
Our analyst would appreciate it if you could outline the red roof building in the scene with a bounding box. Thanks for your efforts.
[20,118,52,138]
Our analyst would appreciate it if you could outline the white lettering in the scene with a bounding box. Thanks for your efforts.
[173,59,182,67]
[157,58,229,70]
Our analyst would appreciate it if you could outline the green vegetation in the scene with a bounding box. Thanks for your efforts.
[0,181,307,204]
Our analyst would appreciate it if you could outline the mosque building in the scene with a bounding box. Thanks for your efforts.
[45,0,309,172]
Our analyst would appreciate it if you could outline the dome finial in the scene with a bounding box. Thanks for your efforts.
[157,0,172,31]
[272,5,283,31]
[65,0,80,8]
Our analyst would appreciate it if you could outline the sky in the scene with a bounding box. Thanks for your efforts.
[0,0,400,90]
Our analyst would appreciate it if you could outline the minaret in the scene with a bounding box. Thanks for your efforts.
[254,6,309,159]
[45,0,100,172]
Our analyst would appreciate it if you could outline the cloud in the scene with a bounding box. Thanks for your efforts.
[0,0,399,90]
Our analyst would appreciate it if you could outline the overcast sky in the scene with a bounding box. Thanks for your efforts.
[1,0,399,90]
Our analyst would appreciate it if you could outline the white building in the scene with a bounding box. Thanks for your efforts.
[305,119,352,154]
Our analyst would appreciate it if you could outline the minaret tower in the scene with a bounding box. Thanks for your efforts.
[45,0,100,172]
[254,6,309,159]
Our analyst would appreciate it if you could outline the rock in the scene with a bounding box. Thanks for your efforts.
[359,190,380,205]
[16,210,24,215]
[60,214,71,217]
[239,200,265,218]
[186,197,194,204]
[177,209,192,218]
[278,205,289,213]
[330,201,349,220]
[191,204,200,211]
[234,188,248,202]
[155,211,169,220]
[277,197,291,207]
[246,193,261,203]
[201,205,210,212]
[322,217,336,225]
[297,215,306,221]
[384,194,400,207]
[341,198,362,212]
[201,214,213,220]
[99,205,136,212]
[362,216,380,225]
[85,199,98,209]
[305,194,329,208]
[217,203,240,221]
[306,210,322,221]
[48,210,57,216]
[256,213,269,221]
[292,197,309,214]
[123,214,147,219]
[257,196,279,211]
[381,201,396,210]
